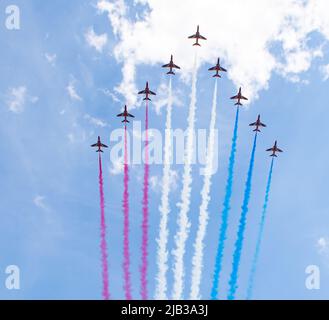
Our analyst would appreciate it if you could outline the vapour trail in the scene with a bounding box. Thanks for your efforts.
[246,158,274,300]
[172,50,198,300]
[123,125,132,300]
[190,79,218,300]
[98,153,110,300]
[211,107,240,300]
[155,77,173,300]
[140,100,150,300]
[228,133,258,300]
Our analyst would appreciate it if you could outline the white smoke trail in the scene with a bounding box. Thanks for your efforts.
[155,77,173,300]
[190,80,218,300]
[172,51,198,300]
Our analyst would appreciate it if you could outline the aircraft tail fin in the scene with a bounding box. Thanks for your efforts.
[143,97,151,101]
[167,71,175,75]
[253,128,261,132]
[270,154,277,157]
[213,74,221,78]
[122,119,130,123]
[193,42,201,46]
[96,149,104,153]
[235,102,242,106]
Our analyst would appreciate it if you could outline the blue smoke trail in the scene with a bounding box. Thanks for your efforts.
[246,158,274,300]
[211,107,240,300]
[228,133,258,300]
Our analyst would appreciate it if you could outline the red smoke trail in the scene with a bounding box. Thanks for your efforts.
[141,101,149,299]
[123,125,132,300]
[98,153,110,300]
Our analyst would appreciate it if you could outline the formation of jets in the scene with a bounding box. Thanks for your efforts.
[188,25,207,46]
[162,55,181,75]
[266,141,283,157]
[92,25,283,158]
[117,105,135,123]
[208,58,227,78]
[138,81,156,101]
[249,115,266,132]
[230,87,248,106]
[91,136,108,153]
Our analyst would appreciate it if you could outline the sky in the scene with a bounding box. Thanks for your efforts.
[1,0,329,300]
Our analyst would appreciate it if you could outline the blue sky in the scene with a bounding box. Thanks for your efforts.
[1,0,329,300]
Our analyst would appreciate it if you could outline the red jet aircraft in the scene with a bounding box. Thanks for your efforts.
[249,115,266,132]
[266,141,283,157]
[188,25,207,46]
[91,136,108,153]
[230,87,248,106]
[162,55,181,75]
[117,105,135,123]
[138,82,156,101]
[208,58,227,77]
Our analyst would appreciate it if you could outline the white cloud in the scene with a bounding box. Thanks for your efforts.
[7,86,27,113]
[67,131,87,144]
[109,157,124,175]
[97,0,329,104]
[85,27,108,52]
[45,53,57,66]
[149,175,160,192]
[84,114,108,127]
[67,133,75,143]
[98,88,121,102]
[317,237,329,254]
[320,64,329,81]
[316,236,329,268]
[33,195,49,212]
[6,86,38,113]
[32,195,64,238]
[153,81,184,115]
[67,79,82,101]
[149,170,179,193]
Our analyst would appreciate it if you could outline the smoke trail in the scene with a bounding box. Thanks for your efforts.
[246,158,274,300]
[123,125,132,300]
[211,107,240,300]
[228,133,258,300]
[190,80,218,300]
[140,100,149,300]
[172,51,198,300]
[155,77,173,300]
[98,153,110,300]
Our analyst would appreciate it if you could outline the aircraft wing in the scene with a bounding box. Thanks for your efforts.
[266,147,274,152]
[277,148,283,152]
[117,112,124,117]
[208,66,217,71]
[199,34,207,40]
[173,64,181,69]
[260,122,266,127]
[241,96,248,100]
[101,143,108,148]
[220,67,227,72]
[188,34,197,39]
[230,95,238,99]
[127,113,135,118]
[162,63,171,68]
[249,122,257,126]
[138,90,146,94]
[91,143,98,147]
[150,90,156,95]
